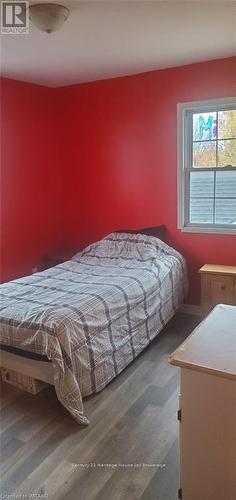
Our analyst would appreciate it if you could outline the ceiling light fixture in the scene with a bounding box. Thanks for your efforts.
[29,3,70,34]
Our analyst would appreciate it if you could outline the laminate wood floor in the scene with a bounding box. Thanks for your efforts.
[0,313,200,500]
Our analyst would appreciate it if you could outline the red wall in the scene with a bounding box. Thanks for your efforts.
[0,78,68,282]
[59,57,236,304]
[1,57,236,303]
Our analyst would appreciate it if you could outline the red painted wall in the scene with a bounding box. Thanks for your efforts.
[0,78,68,282]
[1,57,236,303]
[59,57,236,304]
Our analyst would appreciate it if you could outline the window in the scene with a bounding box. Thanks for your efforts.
[177,97,236,234]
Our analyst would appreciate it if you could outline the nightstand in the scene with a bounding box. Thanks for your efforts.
[43,250,78,269]
[199,264,236,315]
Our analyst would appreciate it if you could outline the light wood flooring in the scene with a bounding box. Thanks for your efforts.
[0,313,200,500]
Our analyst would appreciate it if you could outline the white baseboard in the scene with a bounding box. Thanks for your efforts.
[179,303,202,316]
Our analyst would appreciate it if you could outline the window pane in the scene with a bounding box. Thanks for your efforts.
[215,171,236,224]
[218,139,236,167]
[193,112,217,141]
[190,198,214,223]
[193,141,216,167]
[190,171,214,223]
[215,170,236,198]
[218,110,236,139]
[190,171,214,197]
[215,199,236,224]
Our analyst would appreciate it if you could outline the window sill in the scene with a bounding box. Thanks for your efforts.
[179,225,236,235]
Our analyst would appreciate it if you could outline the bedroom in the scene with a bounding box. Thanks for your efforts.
[0,1,236,499]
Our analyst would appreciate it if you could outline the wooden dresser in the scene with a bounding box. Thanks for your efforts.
[169,304,236,500]
[199,264,236,315]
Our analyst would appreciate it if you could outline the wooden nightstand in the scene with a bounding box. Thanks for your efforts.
[199,264,236,315]
[43,250,78,269]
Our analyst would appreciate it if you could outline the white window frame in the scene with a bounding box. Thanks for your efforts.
[177,97,236,235]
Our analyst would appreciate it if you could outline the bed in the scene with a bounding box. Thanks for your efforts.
[0,231,188,424]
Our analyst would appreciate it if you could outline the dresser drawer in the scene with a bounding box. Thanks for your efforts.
[233,278,236,304]
[201,273,234,315]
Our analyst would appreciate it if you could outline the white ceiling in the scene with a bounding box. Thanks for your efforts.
[1,0,236,87]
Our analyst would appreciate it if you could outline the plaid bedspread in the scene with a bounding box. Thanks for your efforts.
[0,233,187,424]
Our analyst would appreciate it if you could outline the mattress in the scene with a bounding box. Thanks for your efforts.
[0,232,188,424]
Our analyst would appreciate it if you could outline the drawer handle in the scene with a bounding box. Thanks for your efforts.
[221,285,225,291]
